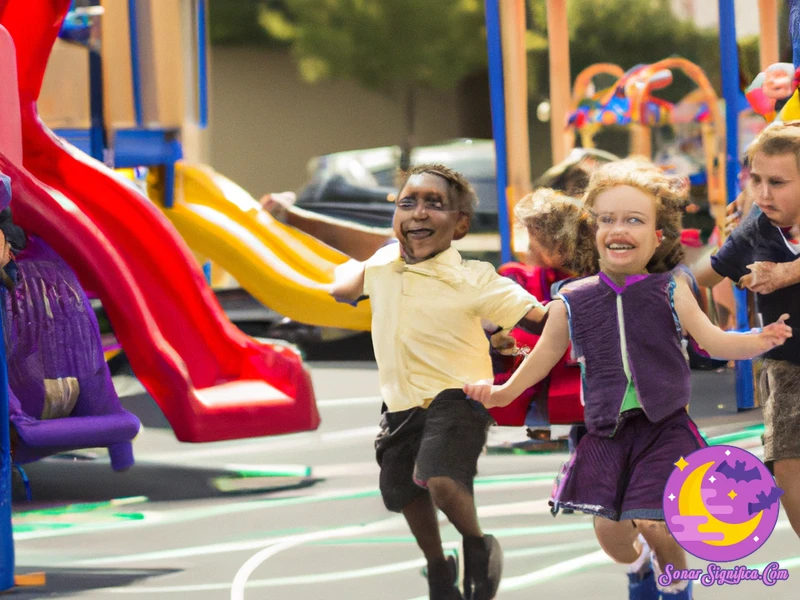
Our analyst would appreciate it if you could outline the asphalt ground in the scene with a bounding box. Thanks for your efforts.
[6,340,798,600]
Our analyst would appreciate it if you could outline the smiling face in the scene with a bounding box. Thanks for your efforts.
[392,173,470,263]
[749,151,800,227]
[593,185,661,280]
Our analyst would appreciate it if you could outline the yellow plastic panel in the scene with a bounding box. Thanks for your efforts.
[153,162,372,331]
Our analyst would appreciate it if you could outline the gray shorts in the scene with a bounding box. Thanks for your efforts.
[760,359,800,468]
[375,389,494,512]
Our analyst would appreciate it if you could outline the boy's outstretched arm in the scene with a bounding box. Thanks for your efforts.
[465,301,570,408]
[690,249,725,289]
[673,274,792,360]
[328,259,366,304]
[514,304,549,335]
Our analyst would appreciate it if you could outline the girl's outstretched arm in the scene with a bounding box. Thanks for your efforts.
[328,259,366,304]
[673,274,792,360]
[465,300,571,408]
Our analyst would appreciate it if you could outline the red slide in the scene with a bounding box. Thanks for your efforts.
[0,0,319,442]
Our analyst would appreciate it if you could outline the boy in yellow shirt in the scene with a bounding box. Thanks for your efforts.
[331,164,545,600]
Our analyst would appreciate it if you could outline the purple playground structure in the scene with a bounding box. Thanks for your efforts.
[5,232,140,471]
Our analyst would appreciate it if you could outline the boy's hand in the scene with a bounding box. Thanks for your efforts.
[723,194,743,236]
[489,330,518,354]
[464,380,513,408]
[755,314,793,352]
[739,262,797,294]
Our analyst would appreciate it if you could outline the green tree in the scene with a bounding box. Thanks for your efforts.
[258,0,488,167]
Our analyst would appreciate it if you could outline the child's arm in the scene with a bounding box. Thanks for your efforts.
[514,304,549,335]
[690,249,725,289]
[465,301,570,407]
[673,274,792,359]
[328,259,366,304]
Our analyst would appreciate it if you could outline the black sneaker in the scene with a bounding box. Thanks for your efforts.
[463,535,503,600]
[427,555,464,600]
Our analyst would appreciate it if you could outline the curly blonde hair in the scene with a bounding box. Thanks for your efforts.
[515,188,599,276]
[582,158,688,273]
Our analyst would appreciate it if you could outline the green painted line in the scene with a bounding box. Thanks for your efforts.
[222,464,313,478]
[474,473,558,485]
[13,496,148,518]
[14,474,560,542]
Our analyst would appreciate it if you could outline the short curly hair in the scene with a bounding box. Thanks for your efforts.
[746,120,800,168]
[395,163,478,219]
[515,188,599,276]
[583,158,688,273]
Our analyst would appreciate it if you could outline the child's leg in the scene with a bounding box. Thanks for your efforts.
[427,477,481,538]
[376,408,461,598]
[761,360,800,537]
[593,517,638,563]
[773,458,800,537]
[416,390,501,600]
[402,492,464,600]
[635,519,691,598]
[403,491,447,563]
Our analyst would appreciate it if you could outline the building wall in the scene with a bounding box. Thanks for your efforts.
[670,0,761,38]
[208,46,462,197]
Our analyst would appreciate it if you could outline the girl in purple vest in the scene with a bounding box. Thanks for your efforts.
[465,159,792,600]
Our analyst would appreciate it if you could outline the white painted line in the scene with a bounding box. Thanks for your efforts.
[230,518,403,600]
[499,549,612,591]
[477,500,554,518]
[63,493,554,566]
[316,396,382,408]
[136,425,380,462]
[89,540,602,594]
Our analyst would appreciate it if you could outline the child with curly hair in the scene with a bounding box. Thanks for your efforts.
[466,159,792,600]
[487,189,597,429]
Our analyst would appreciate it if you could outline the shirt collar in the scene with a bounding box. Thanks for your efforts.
[599,271,650,293]
[394,246,462,270]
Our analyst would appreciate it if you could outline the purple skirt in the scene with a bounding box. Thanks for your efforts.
[551,408,705,521]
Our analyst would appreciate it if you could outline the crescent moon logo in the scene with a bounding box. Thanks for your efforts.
[664,446,782,562]
[678,460,763,546]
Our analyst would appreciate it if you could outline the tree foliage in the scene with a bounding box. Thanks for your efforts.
[258,0,487,93]
[209,0,765,152]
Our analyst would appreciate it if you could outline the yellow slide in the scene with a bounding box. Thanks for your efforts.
[149,162,372,331]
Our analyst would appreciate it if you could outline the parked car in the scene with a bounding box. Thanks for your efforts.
[295,139,500,232]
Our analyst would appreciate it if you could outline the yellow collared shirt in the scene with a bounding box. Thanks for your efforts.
[364,244,541,412]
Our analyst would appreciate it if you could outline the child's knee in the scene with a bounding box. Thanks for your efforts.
[593,517,638,563]
[427,476,471,506]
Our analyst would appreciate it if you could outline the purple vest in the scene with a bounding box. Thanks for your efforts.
[560,271,691,436]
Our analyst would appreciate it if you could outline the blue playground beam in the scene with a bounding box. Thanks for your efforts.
[718,0,754,411]
[196,0,209,128]
[484,0,513,265]
[127,0,144,128]
[791,0,800,69]
[1,286,14,591]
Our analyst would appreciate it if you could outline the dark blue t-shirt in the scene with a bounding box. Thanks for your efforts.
[711,210,800,364]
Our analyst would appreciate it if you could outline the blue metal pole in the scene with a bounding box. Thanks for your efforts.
[128,0,144,128]
[719,0,754,410]
[484,0,512,265]
[196,0,209,128]
[1,286,14,591]
[790,0,800,69]
[88,0,106,162]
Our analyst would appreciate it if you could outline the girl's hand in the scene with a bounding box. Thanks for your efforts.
[464,380,513,408]
[756,314,793,352]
